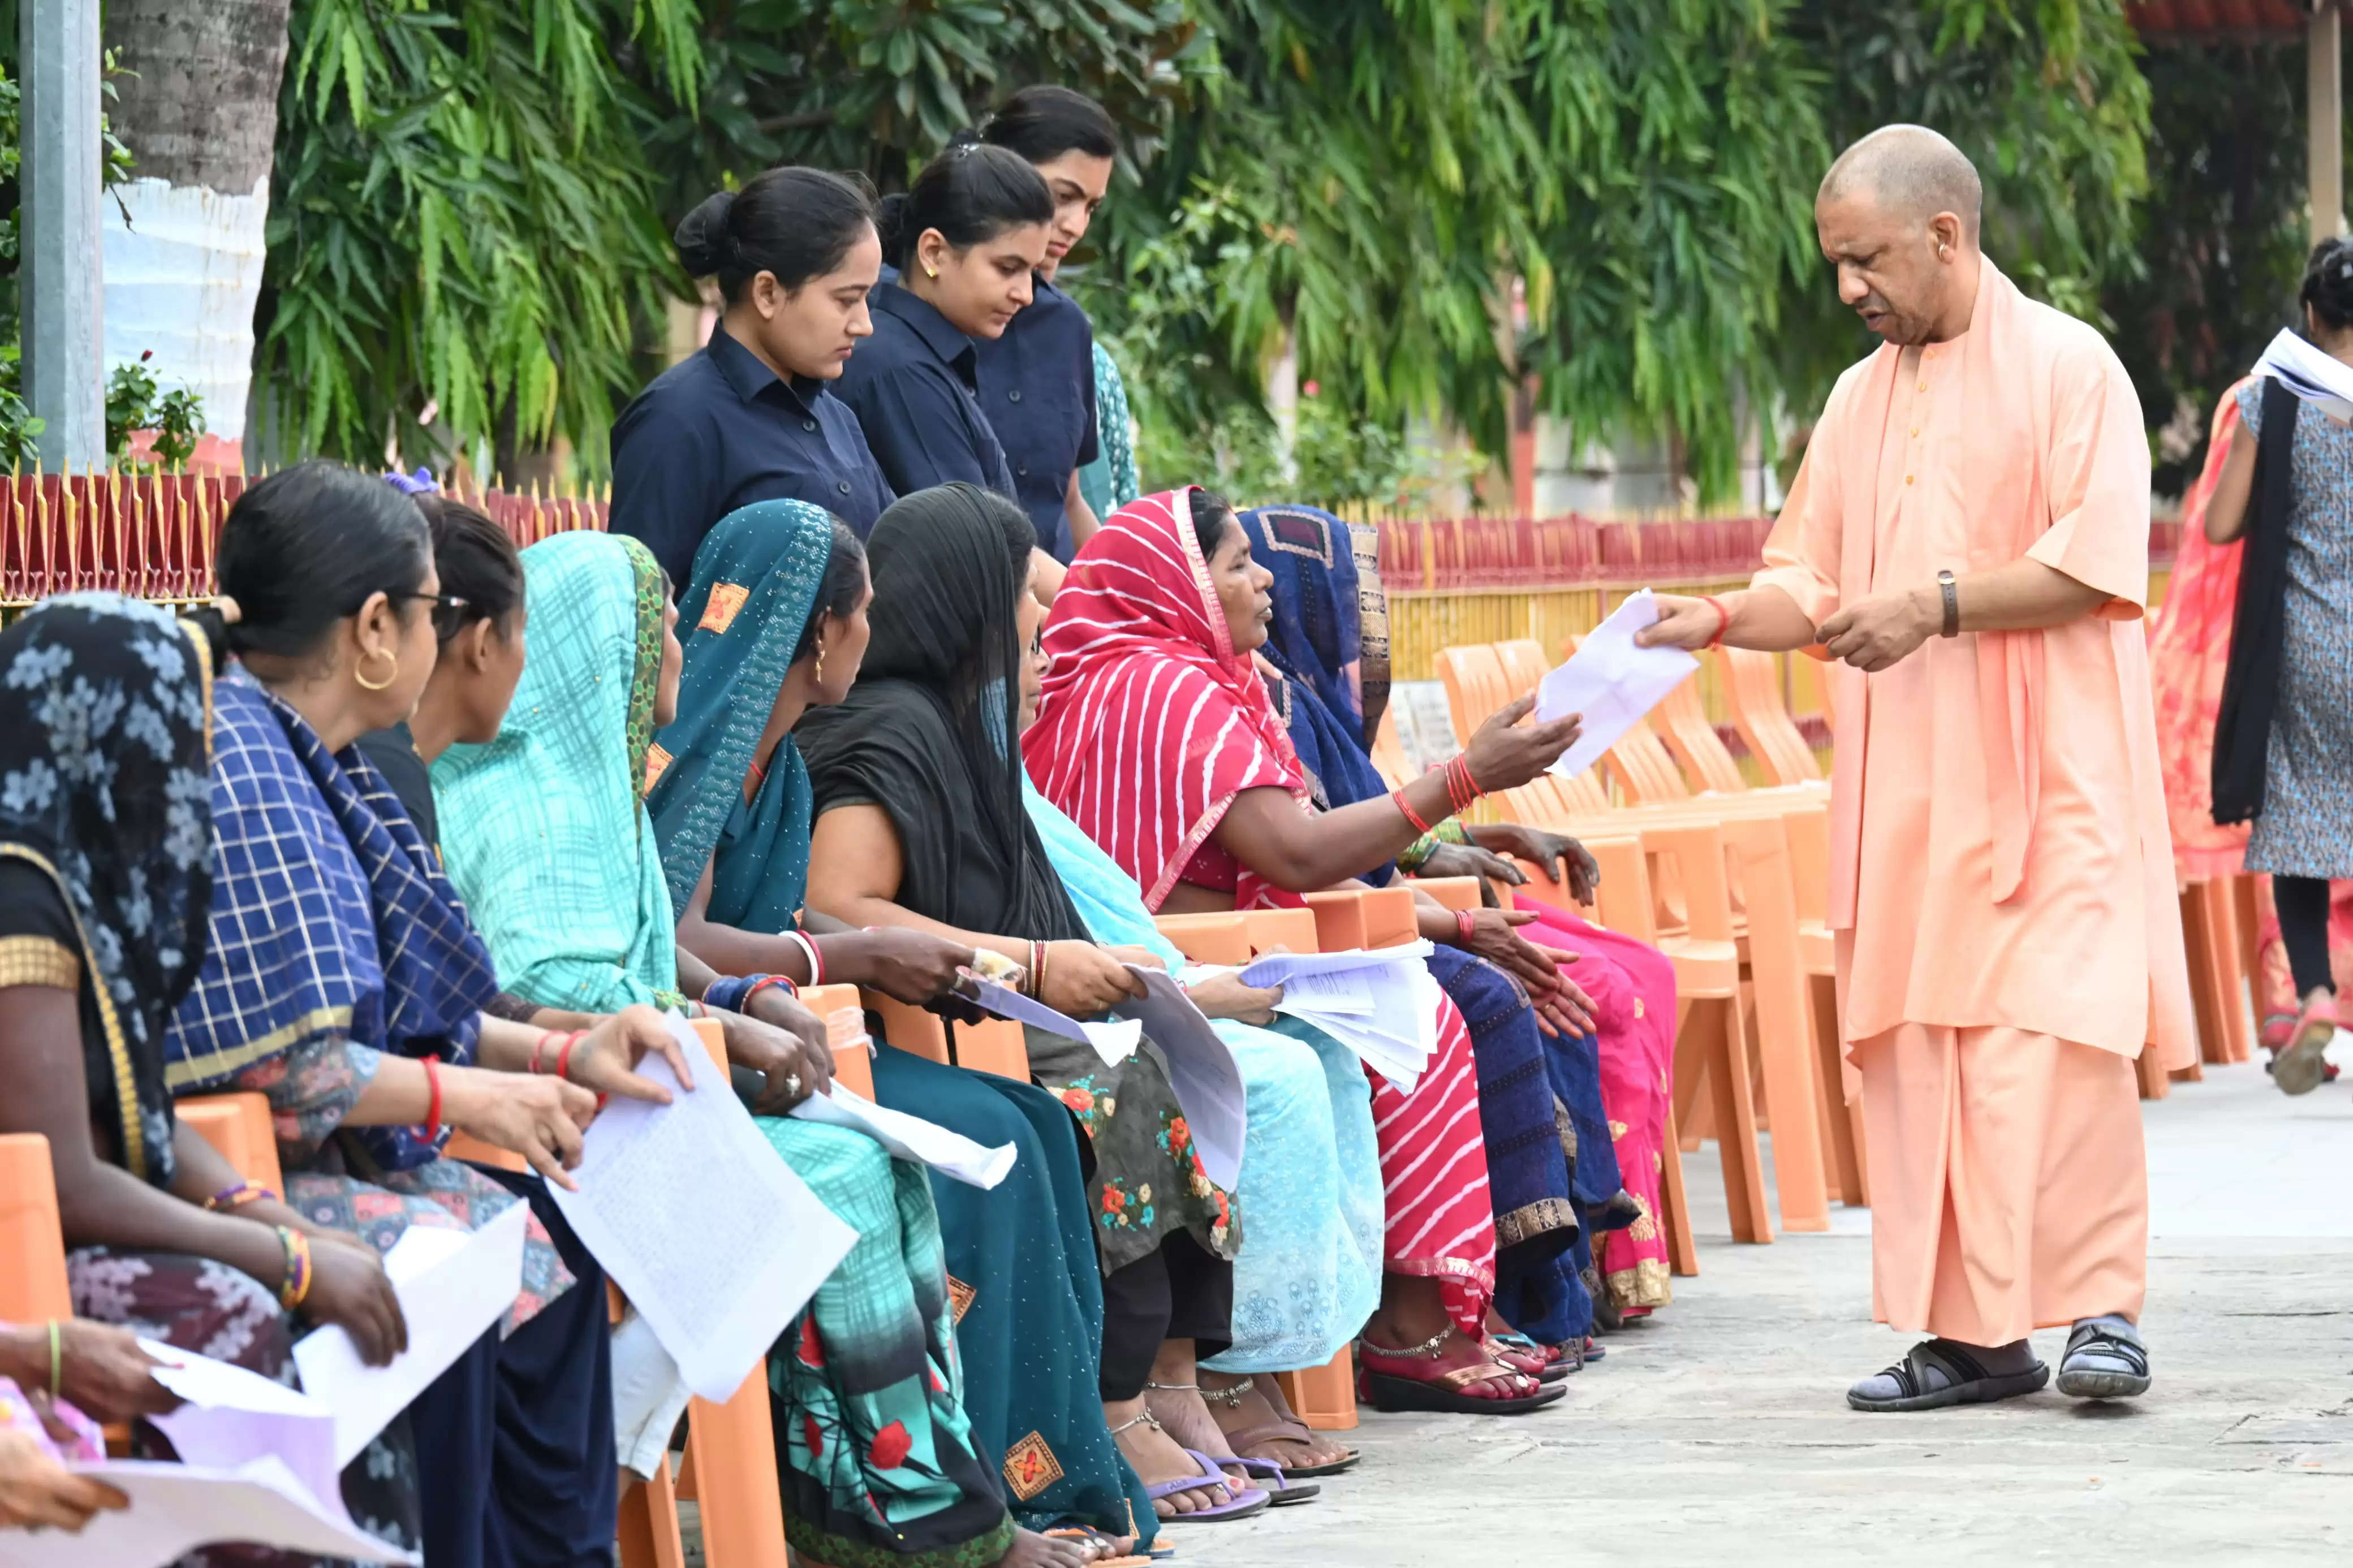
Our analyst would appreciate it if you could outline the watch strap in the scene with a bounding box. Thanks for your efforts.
[1937,569,1959,638]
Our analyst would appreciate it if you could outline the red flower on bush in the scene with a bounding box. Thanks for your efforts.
[870,1420,913,1470]
[799,1315,825,1367]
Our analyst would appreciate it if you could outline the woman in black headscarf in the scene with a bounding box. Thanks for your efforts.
[800,485,1277,1523]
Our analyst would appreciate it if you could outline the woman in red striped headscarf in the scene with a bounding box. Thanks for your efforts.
[1025,488,1588,1413]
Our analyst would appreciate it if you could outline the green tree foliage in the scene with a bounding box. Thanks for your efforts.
[2098,38,2308,495]
[254,0,700,469]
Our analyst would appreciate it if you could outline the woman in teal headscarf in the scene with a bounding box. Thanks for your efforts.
[642,500,1166,1545]
[433,529,1106,1568]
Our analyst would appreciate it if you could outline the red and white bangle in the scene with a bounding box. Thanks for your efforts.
[784,930,825,987]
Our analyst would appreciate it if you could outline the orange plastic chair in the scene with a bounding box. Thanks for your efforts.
[1434,645,1515,748]
[799,982,878,1099]
[1721,647,1825,788]
[1368,707,1415,791]
[864,992,1032,1082]
[0,1134,71,1322]
[1410,876,1484,913]
[176,1093,285,1192]
[1154,912,1251,967]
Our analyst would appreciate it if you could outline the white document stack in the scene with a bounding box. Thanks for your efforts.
[1239,942,1441,1092]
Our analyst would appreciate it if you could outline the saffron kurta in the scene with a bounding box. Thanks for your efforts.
[1752,260,2194,1341]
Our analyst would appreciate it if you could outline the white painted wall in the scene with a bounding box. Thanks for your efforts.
[100,174,270,442]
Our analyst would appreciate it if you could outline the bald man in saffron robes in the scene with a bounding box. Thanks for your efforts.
[1643,126,2194,1409]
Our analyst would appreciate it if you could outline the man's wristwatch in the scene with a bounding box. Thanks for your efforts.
[1937,569,1960,638]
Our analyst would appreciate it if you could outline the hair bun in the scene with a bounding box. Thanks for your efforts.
[674,189,739,277]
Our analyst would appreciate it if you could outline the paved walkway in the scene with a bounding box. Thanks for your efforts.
[1205,1048,2353,1567]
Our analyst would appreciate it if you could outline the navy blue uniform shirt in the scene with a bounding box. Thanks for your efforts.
[609,322,894,585]
[833,283,1019,511]
[973,273,1099,561]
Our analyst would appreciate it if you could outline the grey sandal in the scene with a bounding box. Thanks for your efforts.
[2056,1316,2151,1400]
[1846,1338,2049,1413]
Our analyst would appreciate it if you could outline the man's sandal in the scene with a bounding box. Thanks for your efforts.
[2056,1316,2151,1401]
[1846,1338,2048,1413]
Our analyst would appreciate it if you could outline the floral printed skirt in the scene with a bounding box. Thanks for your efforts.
[1021,1026,1240,1277]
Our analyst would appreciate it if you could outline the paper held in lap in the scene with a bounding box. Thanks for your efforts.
[1240,945,1441,1093]
[1534,589,1699,778]
[294,1200,527,1468]
[550,1017,857,1402]
[965,969,1250,1191]
[0,1344,419,1568]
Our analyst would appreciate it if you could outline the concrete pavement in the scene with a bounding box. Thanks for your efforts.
[1201,1051,2353,1567]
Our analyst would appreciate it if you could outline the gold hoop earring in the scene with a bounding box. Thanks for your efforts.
[354,647,398,692]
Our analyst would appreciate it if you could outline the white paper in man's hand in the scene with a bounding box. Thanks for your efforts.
[292,1201,525,1468]
[0,1457,421,1568]
[549,1018,856,1402]
[1535,589,1699,779]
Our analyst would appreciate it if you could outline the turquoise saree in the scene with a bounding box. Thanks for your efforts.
[644,501,1157,1544]
[432,528,1019,1568]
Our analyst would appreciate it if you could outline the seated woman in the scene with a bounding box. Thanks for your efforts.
[1008,603,1377,1477]
[641,494,1235,1530]
[430,525,1117,1568]
[160,462,683,1568]
[0,594,423,1560]
[797,485,1315,1506]
[1026,489,1601,1409]
[1240,503,1679,1325]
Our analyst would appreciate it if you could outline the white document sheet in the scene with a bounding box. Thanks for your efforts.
[292,1200,525,1468]
[2251,327,2353,421]
[0,1457,420,1568]
[1238,941,1432,990]
[144,1342,344,1527]
[1111,967,1249,1189]
[965,973,1147,1062]
[1262,954,1439,1092]
[1533,589,1700,779]
[794,1082,1019,1189]
[550,1021,857,1402]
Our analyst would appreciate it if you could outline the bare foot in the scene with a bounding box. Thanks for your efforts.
[1104,1400,1230,1518]
[1197,1372,1354,1471]
[1143,1379,1246,1483]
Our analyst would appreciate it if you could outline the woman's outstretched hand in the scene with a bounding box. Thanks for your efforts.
[1444,908,1594,1036]
[1039,941,1148,1017]
[446,1068,596,1190]
[1460,696,1581,795]
[837,928,977,1004]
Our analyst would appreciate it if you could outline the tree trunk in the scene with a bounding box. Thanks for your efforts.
[99,0,293,453]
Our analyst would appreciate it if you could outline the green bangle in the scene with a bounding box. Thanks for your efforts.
[1398,833,1439,872]
[48,1318,61,1401]
[1434,818,1471,845]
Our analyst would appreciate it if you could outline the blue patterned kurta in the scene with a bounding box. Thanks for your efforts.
[2238,382,2353,878]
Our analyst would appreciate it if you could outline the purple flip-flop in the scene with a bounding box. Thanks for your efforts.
[1149,1449,1270,1522]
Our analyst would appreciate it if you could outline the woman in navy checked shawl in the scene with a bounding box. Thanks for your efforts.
[159,463,625,1568]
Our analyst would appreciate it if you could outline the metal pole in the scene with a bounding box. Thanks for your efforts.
[19,0,104,468]
[2313,0,2344,247]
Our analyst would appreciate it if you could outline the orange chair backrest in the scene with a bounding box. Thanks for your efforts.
[1434,644,1510,747]
[1360,887,1421,947]
[1368,707,1414,791]
[799,983,876,1100]
[1243,907,1321,956]
[177,1092,286,1191]
[1495,640,1549,702]
[1601,716,1693,806]
[1413,876,1483,913]
[1656,673,1748,794]
[0,1134,71,1321]
[1721,647,1824,786]
[1154,913,1252,966]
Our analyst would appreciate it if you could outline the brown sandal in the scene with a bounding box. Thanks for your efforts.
[1204,1376,1361,1477]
